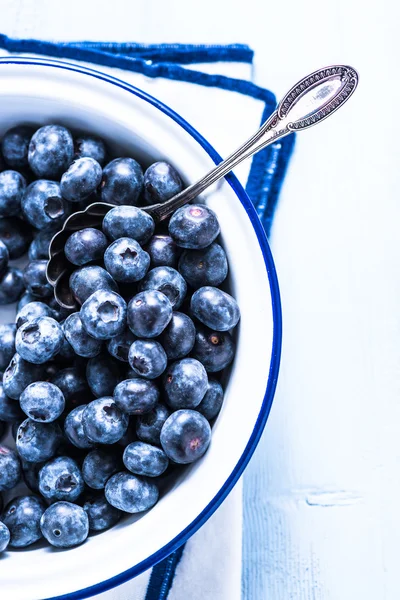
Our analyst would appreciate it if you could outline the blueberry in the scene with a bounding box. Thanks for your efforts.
[20,381,65,422]
[21,459,45,493]
[83,492,122,531]
[39,456,84,502]
[2,495,46,547]
[164,358,208,411]
[0,216,32,258]
[3,353,45,399]
[114,378,159,415]
[16,301,53,329]
[64,228,108,267]
[0,383,23,422]
[1,125,34,169]
[86,352,122,397]
[100,158,143,205]
[63,313,103,358]
[81,290,127,340]
[136,403,170,446]
[105,471,158,513]
[0,323,16,371]
[178,243,228,288]
[190,287,240,332]
[28,227,57,260]
[127,290,172,338]
[102,205,155,244]
[52,367,92,409]
[128,340,166,380]
[104,237,150,283]
[82,449,121,489]
[0,521,10,552]
[197,379,224,420]
[40,501,89,548]
[22,180,69,230]
[74,134,107,166]
[17,291,37,311]
[0,445,21,490]
[192,327,235,372]
[144,234,180,268]
[82,397,129,444]
[0,170,26,216]
[23,260,53,298]
[28,125,74,179]
[60,157,102,202]
[123,441,169,477]
[139,266,187,309]
[160,409,211,464]
[16,317,64,364]
[64,405,95,449]
[16,418,61,462]
[0,239,9,276]
[0,151,5,172]
[143,161,183,205]
[169,204,220,249]
[0,267,24,305]
[106,330,135,362]
[70,265,118,305]
[160,312,195,360]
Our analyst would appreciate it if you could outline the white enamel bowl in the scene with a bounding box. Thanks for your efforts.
[0,57,281,600]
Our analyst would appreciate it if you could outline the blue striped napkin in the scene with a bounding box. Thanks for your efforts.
[0,34,294,600]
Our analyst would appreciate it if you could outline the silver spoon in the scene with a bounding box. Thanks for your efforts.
[47,64,359,309]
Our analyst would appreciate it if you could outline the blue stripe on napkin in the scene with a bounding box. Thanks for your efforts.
[145,544,185,600]
[0,37,294,598]
[246,104,294,236]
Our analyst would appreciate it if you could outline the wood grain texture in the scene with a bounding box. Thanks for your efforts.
[242,0,399,596]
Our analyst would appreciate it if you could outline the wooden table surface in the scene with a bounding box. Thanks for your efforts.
[1,1,397,598]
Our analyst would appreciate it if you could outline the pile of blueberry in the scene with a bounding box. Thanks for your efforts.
[0,124,240,552]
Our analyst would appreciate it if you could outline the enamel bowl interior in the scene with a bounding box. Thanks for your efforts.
[0,59,279,600]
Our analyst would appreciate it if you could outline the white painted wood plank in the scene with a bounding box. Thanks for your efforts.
[242,0,399,598]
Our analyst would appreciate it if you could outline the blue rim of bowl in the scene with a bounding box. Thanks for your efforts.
[0,57,282,600]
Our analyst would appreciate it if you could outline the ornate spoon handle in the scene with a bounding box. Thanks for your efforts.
[146,65,359,222]
[47,64,358,309]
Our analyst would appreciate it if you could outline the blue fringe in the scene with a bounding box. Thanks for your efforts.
[0,35,272,103]
[63,41,254,64]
